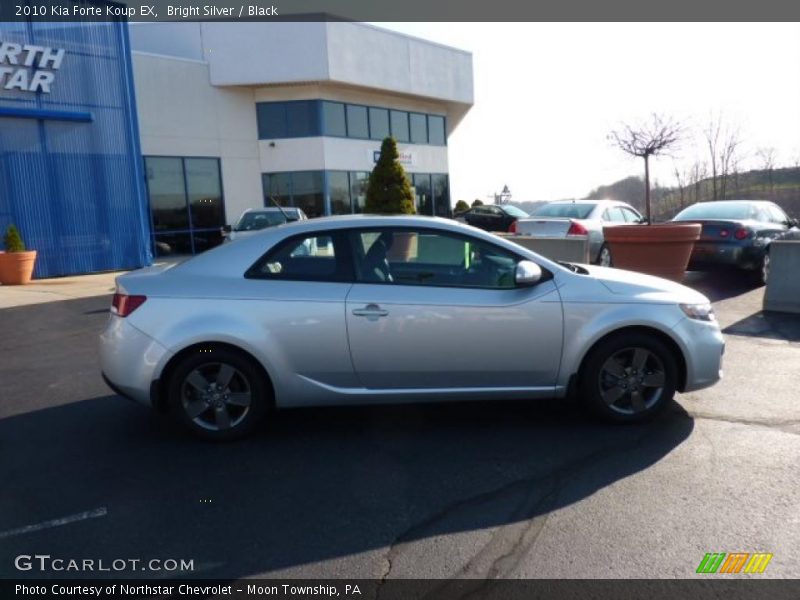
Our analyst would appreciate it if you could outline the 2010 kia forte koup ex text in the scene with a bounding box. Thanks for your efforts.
[99,215,724,441]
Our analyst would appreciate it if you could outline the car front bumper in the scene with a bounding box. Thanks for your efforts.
[99,315,170,407]
[673,316,725,393]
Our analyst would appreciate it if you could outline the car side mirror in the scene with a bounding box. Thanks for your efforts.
[638,217,649,224]
[221,224,232,234]
[515,260,542,286]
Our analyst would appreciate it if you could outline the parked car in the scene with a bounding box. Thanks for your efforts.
[100,215,724,441]
[512,200,646,266]
[223,207,307,242]
[671,200,798,285]
[455,204,529,232]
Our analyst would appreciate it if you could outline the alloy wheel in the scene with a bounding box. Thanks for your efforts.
[762,253,770,285]
[598,246,612,267]
[180,362,252,431]
[598,347,666,415]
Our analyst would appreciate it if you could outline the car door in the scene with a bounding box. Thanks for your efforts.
[244,230,358,394]
[344,227,564,393]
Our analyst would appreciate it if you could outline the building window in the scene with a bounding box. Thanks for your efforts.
[257,101,320,139]
[412,173,432,215]
[286,101,319,137]
[350,171,370,213]
[322,101,346,137]
[329,171,351,215]
[432,173,450,217]
[145,156,225,257]
[369,107,390,140]
[428,115,446,146]
[257,100,447,145]
[390,110,410,142]
[346,105,369,139]
[262,171,325,218]
[409,112,428,144]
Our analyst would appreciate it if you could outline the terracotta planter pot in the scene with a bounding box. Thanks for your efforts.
[602,224,700,282]
[0,250,37,285]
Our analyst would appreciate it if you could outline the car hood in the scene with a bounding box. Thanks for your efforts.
[577,265,710,305]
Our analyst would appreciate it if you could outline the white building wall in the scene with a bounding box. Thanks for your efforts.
[132,52,263,222]
[258,137,448,175]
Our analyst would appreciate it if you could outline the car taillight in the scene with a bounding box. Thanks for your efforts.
[111,293,147,317]
[508,220,518,234]
[734,227,751,240]
[567,220,588,235]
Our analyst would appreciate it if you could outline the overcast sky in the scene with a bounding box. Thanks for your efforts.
[379,23,800,204]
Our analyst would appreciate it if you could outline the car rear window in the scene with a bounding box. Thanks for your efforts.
[674,202,762,220]
[235,212,287,231]
[532,203,595,219]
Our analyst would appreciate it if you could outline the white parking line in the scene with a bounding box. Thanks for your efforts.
[0,507,107,539]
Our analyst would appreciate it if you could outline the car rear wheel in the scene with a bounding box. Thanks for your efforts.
[167,348,270,441]
[596,244,612,267]
[579,333,678,422]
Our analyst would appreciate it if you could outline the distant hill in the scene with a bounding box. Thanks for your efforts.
[585,167,800,221]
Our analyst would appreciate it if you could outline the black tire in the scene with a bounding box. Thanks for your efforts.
[758,251,770,287]
[167,347,271,441]
[596,244,612,267]
[579,332,678,423]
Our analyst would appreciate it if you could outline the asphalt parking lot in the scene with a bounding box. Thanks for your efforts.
[1,272,799,581]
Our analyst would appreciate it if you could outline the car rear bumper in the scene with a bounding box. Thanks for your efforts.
[99,315,169,407]
[688,242,764,270]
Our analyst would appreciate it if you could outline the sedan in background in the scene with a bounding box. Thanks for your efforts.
[671,200,798,285]
[513,200,645,266]
[223,207,307,242]
[100,215,723,441]
[456,204,529,233]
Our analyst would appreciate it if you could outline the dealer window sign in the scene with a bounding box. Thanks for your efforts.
[0,40,65,93]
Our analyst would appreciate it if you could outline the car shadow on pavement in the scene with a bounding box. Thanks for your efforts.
[723,310,800,342]
[0,392,694,580]
[682,270,760,302]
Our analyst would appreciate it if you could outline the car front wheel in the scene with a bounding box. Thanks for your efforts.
[579,333,678,422]
[167,347,270,441]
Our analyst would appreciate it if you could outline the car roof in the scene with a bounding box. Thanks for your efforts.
[242,207,301,213]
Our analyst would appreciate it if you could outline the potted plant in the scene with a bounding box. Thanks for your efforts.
[0,224,38,285]
[605,114,701,281]
[365,136,417,260]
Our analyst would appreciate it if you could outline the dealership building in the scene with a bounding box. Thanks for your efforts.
[0,20,473,278]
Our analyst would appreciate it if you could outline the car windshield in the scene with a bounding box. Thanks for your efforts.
[532,203,596,219]
[234,211,288,231]
[674,202,761,221]
[502,205,529,217]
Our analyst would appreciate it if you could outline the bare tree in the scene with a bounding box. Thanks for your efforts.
[718,128,742,200]
[756,146,777,196]
[672,161,689,211]
[704,113,742,200]
[689,160,708,203]
[609,114,683,223]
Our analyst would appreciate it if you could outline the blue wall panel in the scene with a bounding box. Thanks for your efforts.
[0,18,151,278]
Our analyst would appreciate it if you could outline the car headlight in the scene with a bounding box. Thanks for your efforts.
[680,302,715,322]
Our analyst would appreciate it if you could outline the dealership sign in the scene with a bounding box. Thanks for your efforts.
[370,149,415,166]
[0,41,65,93]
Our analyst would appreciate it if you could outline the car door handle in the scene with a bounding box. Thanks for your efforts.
[352,304,389,318]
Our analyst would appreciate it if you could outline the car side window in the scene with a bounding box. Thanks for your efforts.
[245,231,352,282]
[604,207,627,223]
[350,228,519,289]
[767,205,789,224]
[621,207,643,223]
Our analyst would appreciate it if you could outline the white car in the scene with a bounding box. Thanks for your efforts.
[100,215,724,441]
[223,207,307,243]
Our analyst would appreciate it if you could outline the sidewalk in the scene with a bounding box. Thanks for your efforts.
[0,258,184,309]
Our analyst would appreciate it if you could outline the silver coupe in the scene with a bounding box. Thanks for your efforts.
[100,215,724,440]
